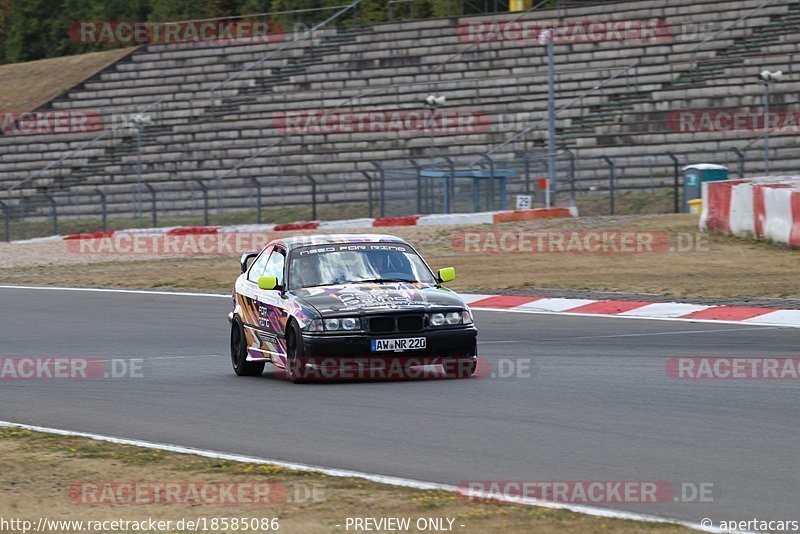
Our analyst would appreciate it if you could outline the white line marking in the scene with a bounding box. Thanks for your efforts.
[743,309,800,325]
[531,326,783,341]
[0,284,795,329]
[619,302,711,318]
[515,297,597,312]
[478,326,782,343]
[0,285,228,298]
[471,306,799,329]
[0,420,723,533]
[91,355,217,362]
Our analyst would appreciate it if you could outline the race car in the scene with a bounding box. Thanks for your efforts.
[228,234,478,382]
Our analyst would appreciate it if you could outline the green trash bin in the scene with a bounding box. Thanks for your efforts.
[682,164,729,213]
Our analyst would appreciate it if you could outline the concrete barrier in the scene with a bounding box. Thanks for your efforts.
[700,176,800,248]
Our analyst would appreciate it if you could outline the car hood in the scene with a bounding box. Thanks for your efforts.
[291,283,465,315]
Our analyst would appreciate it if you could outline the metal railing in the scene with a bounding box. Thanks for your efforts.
[5,142,800,242]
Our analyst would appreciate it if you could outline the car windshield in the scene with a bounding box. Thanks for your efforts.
[288,242,436,289]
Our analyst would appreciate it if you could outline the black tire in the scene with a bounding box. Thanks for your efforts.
[285,321,309,384]
[442,359,477,379]
[230,317,265,377]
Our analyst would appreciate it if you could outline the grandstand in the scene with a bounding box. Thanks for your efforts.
[0,0,798,228]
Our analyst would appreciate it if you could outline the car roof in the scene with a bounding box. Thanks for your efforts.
[273,234,410,250]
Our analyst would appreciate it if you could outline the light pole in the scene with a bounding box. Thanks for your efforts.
[756,70,783,175]
[424,94,446,163]
[539,28,557,204]
[129,114,152,227]
[424,94,446,213]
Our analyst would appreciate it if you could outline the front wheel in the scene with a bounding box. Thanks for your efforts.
[285,321,309,383]
[230,317,265,377]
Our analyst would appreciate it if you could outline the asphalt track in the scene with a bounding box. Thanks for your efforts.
[1,286,799,527]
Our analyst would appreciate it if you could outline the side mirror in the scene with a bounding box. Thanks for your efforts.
[258,276,280,291]
[240,251,259,273]
[437,267,456,284]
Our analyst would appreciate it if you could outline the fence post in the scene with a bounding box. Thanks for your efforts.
[0,200,9,242]
[143,183,157,227]
[730,147,745,178]
[479,154,502,210]
[372,161,386,217]
[44,193,58,235]
[442,156,456,214]
[408,159,424,213]
[665,152,680,213]
[304,174,317,220]
[600,156,616,215]
[558,146,577,207]
[250,177,262,224]
[522,152,531,195]
[194,180,209,226]
[567,149,576,207]
[94,189,107,231]
[360,171,374,218]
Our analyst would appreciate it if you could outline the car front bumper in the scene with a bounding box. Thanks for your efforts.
[301,326,477,361]
[298,326,477,378]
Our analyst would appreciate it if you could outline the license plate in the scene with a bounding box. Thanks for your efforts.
[371,337,426,352]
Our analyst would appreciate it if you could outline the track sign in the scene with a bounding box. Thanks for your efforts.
[516,195,532,210]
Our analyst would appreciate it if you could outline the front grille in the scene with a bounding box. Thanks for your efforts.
[369,317,395,333]
[397,315,423,332]
[368,314,425,333]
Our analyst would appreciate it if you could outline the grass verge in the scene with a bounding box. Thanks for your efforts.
[0,48,136,111]
[0,427,692,533]
[0,214,798,299]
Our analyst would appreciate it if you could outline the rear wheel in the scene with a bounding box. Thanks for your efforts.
[230,317,265,377]
[285,321,309,384]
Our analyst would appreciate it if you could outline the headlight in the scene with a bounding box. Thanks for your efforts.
[445,311,461,325]
[304,318,324,332]
[323,317,360,331]
[341,317,359,330]
[431,310,470,327]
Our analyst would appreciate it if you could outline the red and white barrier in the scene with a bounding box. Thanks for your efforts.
[700,176,800,248]
[17,207,576,244]
[463,294,800,328]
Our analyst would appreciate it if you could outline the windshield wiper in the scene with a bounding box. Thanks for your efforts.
[351,278,416,284]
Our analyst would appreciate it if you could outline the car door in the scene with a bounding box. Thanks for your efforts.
[239,246,272,359]
[252,247,290,363]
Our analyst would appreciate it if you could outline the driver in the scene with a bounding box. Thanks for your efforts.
[292,257,320,288]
